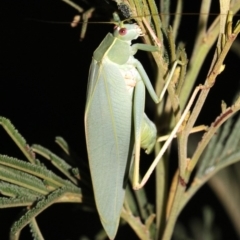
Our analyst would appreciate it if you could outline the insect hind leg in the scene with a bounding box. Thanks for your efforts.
[140,114,157,154]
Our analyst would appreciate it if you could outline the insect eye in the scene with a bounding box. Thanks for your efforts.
[119,28,127,35]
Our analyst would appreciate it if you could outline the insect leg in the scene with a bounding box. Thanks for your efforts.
[132,58,184,104]
[141,114,157,154]
[134,85,203,190]
[132,78,145,190]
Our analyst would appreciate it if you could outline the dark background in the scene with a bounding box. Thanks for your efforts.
[1,0,240,239]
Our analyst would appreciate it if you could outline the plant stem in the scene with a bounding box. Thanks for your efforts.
[161,180,186,240]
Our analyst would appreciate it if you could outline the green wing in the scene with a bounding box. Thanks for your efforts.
[85,59,132,239]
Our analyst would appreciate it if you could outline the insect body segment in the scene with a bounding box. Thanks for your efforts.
[85,23,158,239]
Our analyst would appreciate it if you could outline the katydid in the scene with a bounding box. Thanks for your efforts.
[84,22,181,239]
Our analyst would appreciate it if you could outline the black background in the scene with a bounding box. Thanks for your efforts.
[1,0,240,239]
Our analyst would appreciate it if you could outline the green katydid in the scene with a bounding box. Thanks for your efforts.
[84,20,194,239]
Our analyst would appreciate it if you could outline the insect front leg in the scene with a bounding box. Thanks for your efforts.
[131,43,158,55]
